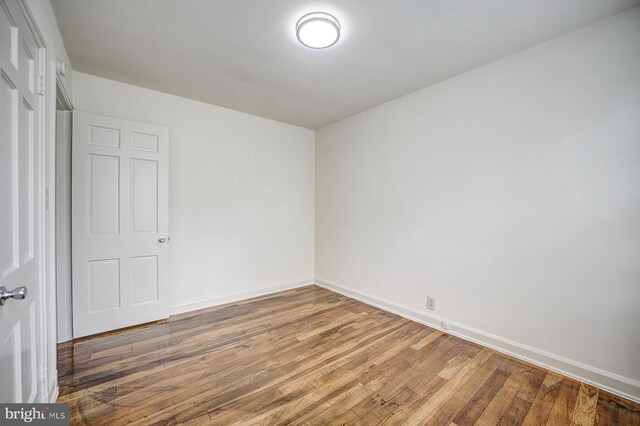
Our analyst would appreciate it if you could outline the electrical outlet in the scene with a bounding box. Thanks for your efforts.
[442,320,450,330]
[426,296,436,311]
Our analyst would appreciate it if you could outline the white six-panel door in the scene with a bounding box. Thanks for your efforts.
[72,111,169,337]
[0,0,43,403]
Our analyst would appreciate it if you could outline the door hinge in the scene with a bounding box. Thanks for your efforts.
[45,187,49,211]
[36,75,46,96]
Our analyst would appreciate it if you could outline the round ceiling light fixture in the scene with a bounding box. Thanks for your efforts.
[296,12,341,49]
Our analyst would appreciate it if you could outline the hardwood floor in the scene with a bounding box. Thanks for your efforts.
[57,285,640,425]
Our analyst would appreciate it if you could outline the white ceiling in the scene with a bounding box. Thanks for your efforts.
[52,0,639,129]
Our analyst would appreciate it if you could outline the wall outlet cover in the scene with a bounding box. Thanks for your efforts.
[426,296,436,311]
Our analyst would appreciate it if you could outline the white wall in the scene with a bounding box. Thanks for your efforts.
[316,7,640,400]
[72,72,315,313]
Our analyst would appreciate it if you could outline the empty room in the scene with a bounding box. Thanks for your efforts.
[0,0,639,424]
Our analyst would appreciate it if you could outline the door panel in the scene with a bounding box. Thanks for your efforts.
[18,98,34,263]
[131,158,158,233]
[0,0,42,403]
[88,258,120,312]
[89,154,120,235]
[90,125,120,148]
[132,255,158,305]
[0,70,17,276]
[72,112,169,337]
[132,132,158,152]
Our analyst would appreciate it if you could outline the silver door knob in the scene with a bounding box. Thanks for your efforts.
[0,286,27,306]
[158,236,170,243]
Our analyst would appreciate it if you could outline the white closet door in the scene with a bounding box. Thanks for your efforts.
[0,0,43,403]
[72,111,170,338]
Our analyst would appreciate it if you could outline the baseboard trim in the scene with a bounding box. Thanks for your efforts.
[169,280,314,316]
[315,278,640,403]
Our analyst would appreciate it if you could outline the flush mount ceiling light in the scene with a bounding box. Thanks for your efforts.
[296,12,341,49]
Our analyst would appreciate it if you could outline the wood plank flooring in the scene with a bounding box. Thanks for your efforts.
[57,285,640,425]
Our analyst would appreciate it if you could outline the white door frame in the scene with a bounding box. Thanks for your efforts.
[37,7,73,403]
[24,0,49,403]
[43,73,73,401]
[54,98,72,344]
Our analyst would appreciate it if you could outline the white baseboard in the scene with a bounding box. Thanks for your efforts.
[169,280,314,316]
[315,278,640,403]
